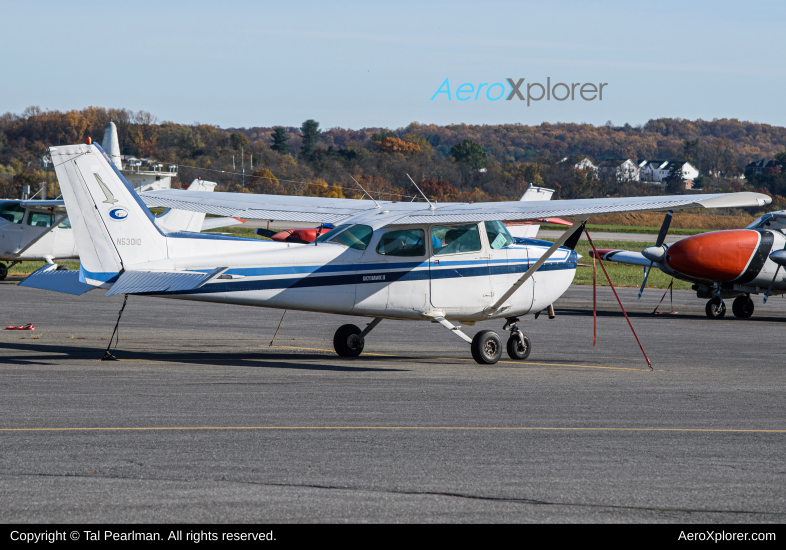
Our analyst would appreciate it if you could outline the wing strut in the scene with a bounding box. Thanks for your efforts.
[487,215,590,313]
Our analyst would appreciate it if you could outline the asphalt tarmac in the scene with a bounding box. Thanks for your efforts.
[1,278,785,523]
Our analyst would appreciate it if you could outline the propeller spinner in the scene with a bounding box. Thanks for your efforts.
[637,210,673,299]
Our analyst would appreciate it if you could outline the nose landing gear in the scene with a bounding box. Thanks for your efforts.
[502,317,532,361]
[705,296,726,319]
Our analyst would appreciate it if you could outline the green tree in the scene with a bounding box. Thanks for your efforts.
[300,119,320,157]
[230,133,249,150]
[450,139,487,169]
[683,138,699,164]
[665,162,685,194]
[270,127,289,155]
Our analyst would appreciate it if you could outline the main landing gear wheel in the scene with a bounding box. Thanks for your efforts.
[471,330,502,365]
[333,324,364,357]
[705,296,726,319]
[731,295,754,319]
[507,333,532,360]
[0,263,6,281]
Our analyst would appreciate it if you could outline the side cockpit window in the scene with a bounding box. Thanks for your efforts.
[0,201,24,224]
[432,224,481,255]
[376,229,425,257]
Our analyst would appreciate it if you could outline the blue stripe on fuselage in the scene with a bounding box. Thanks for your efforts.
[145,253,577,296]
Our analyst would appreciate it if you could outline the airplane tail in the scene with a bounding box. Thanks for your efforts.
[507,184,555,239]
[155,179,217,232]
[49,142,168,285]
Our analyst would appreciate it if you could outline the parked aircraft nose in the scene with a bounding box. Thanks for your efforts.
[664,230,759,281]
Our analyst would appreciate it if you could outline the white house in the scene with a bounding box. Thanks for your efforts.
[640,160,699,183]
[597,159,640,182]
[558,156,598,177]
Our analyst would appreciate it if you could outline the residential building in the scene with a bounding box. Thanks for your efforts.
[597,159,640,181]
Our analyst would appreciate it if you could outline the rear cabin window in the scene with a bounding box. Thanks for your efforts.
[0,201,24,224]
[376,229,425,257]
[432,224,481,255]
[329,224,373,250]
[27,212,54,227]
[484,221,514,249]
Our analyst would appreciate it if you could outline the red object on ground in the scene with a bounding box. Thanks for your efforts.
[272,227,332,243]
[5,324,34,330]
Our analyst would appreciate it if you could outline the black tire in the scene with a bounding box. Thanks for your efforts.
[0,263,6,281]
[470,330,502,365]
[333,324,364,357]
[705,297,726,319]
[55,265,69,271]
[507,333,532,360]
[731,296,754,319]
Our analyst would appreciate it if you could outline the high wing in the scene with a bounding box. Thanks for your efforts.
[140,189,771,228]
[20,199,68,212]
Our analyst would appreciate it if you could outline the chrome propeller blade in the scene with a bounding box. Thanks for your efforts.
[638,261,653,299]
[764,265,782,304]
[655,210,673,248]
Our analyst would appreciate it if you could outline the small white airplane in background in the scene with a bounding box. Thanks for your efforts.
[20,142,770,364]
[0,179,242,280]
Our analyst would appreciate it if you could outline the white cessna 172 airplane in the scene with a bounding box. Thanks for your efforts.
[0,179,241,280]
[21,142,770,364]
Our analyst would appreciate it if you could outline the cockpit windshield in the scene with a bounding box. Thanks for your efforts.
[746,213,786,232]
[326,224,373,250]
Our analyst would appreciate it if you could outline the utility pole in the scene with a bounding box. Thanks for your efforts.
[241,147,245,189]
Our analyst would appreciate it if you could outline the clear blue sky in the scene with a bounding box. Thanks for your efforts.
[2,0,784,129]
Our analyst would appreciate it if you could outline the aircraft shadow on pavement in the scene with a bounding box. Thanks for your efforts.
[0,342,407,373]
[557,308,786,323]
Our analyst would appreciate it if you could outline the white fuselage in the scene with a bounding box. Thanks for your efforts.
[0,212,77,262]
[129,228,577,321]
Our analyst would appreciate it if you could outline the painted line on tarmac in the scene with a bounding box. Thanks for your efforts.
[268,345,641,371]
[0,426,784,433]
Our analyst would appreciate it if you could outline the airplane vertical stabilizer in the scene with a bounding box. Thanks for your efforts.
[507,185,556,239]
[155,179,217,232]
[49,143,168,284]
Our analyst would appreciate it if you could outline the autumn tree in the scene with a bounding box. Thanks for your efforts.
[375,136,420,154]
[270,127,289,155]
[248,168,287,195]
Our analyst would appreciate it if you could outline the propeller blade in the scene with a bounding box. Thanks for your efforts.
[638,261,653,299]
[655,210,674,248]
[763,265,781,304]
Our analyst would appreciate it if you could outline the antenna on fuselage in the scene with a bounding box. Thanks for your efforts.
[349,175,382,209]
[406,173,436,210]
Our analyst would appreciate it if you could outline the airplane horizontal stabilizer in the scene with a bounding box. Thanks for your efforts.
[105,266,228,296]
[589,249,652,267]
[18,265,94,295]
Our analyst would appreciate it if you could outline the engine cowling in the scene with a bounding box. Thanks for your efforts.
[664,230,761,282]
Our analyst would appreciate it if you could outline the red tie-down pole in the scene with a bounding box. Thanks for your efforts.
[585,229,652,370]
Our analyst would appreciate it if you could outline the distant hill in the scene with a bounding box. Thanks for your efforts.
[2,107,785,207]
